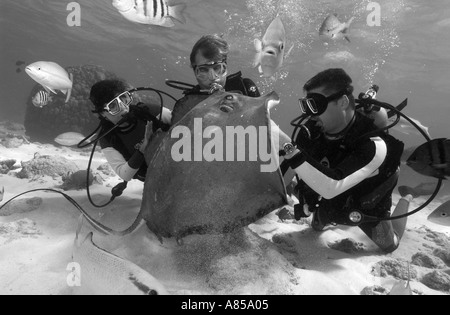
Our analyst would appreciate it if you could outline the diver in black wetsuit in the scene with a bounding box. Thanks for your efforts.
[280,69,411,253]
[89,79,172,182]
[171,34,260,125]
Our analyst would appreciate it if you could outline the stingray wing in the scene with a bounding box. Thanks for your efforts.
[141,93,287,239]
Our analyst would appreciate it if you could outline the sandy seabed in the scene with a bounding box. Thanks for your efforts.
[0,131,449,295]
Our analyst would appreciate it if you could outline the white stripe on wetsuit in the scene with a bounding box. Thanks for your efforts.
[102,147,140,182]
[293,136,388,200]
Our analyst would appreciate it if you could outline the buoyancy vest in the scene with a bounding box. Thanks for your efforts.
[295,113,404,221]
[99,120,148,181]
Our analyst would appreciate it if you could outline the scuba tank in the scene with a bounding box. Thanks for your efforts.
[358,85,389,129]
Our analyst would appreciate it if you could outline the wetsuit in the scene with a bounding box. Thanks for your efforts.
[100,103,172,182]
[289,112,404,253]
[171,72,261,125]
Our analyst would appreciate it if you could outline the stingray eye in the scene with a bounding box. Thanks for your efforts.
[219,94,236,113]
[280,44,284,50]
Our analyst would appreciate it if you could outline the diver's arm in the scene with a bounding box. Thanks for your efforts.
[288,137,388,199]
[102,147,144,182]
[158,107,172,125]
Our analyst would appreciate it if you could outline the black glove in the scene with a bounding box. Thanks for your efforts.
[295,119,322,146]
[129,104,171,132]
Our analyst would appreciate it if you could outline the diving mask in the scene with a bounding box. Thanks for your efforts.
[299,89,349,117]
[104,91,133,116]
[193,59,228,80]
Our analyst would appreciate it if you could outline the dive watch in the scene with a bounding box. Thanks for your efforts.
[282,143,298,156]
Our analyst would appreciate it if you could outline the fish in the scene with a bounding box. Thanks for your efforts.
[319,14,355,42]
[76,92,288,239]
[398,182,439,198]
[427,200,450,226]
[32,90,53,108]
[406,138,450,180]
[0,186,4,203]
[16,68,22,73]
[141,91,288,240]
[54,132,85,147]
[25,61,73,103]
[72,225,168,295]
[16,60,26,66]
[253,17,293,78]
[112,0,186,28]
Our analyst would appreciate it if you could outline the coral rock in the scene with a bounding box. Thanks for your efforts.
[421,271,450,292]
[17,154,79,179]
[411,252,447,269]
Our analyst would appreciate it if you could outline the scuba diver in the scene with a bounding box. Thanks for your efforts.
[170,34,261,125]
[89,79,172,182]
[279,68,411,253]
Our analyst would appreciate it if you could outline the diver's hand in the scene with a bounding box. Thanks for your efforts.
[139,122,153,154]
[270,120,301,159]
[158,107,172,125]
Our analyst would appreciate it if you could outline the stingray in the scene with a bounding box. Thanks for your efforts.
[72,92,288,241]
[141,91,288,240]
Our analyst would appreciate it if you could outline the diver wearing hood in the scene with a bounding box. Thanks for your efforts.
[280,69,410,254]
[171,34,260,125]
[89,79,172,182]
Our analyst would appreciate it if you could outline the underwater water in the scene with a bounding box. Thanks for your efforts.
[2,1,450,297]
[0,0,449,189]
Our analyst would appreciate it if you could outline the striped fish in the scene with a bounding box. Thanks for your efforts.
[407,138,450,179]
[113,0,186,28]
[31,90,52,108]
